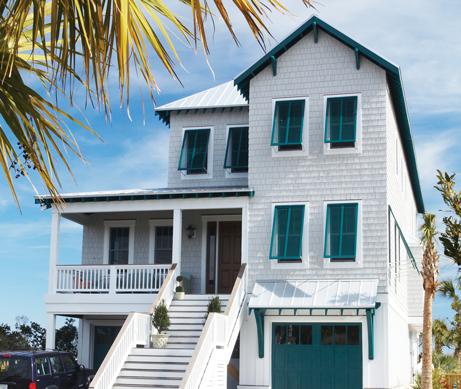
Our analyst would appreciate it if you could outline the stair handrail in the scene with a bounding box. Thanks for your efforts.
[180,263,248,389]
[150,263,178,315]
[88,312,150,389]
[89,263,178,389]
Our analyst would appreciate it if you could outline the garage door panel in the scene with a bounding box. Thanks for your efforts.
[272,323,362,389]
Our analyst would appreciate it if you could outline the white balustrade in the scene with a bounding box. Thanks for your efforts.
[180,264,248,389]
[55,264,170,294]
[88,312,151,389]
[89,264,178,389]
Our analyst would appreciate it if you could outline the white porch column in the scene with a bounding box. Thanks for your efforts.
[172,209,182,274]
[45,313,56,350]
[48,210,61,294]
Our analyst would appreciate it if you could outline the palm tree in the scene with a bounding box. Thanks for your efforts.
[421,213,440,389]
[438,280,461,367]
[1,0,313,205]
[433,318,450,355]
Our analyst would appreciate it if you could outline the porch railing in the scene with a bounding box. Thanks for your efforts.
[55,264,170,294]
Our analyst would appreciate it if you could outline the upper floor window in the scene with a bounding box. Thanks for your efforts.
[271,99,306,152]
[103,220,135,265]
[324,96,358,149]
[269,204,305,262]
[178,128,211,175]
[224,126,248,173]
[324,203,358,262]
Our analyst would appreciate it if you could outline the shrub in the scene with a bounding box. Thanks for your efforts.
[207,296,222,315]
[152,301,170,334]
[176,285,184,293]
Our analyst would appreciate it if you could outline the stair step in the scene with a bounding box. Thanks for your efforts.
[123,362,188,371]
[167,336,199,342]
[170,317,205,324]
[130,348,194,357]
[126,355,190,364]
[115,376,182,386]
[169,323,204,331]
[166,343,196,349]
[166,330,202,337]
[119,369,184,379]
[169,305,215,311]
[178,294,229,300]
[169,311,208,318]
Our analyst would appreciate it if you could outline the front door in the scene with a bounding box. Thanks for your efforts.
[205,220,242,294]
[272,323,362,389]
[93,326,121,370]
[217,221,241,294]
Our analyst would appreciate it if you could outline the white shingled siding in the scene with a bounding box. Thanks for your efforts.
[385,87,423,316]
[167,109,249,188]
[246,30,389,292]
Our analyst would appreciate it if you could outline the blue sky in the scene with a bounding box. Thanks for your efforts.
[0,0,460,327]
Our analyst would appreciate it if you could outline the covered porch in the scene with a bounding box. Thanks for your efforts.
[42,186,251,351]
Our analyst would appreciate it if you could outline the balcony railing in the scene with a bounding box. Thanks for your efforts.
[55,264,170,294]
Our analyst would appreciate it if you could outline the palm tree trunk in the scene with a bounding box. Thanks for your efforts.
[421,288,434,389]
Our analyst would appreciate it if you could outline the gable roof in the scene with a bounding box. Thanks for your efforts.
[233,15,424,213]
[155,81,247,125]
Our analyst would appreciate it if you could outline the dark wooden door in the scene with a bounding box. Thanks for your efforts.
[217,221,242,294]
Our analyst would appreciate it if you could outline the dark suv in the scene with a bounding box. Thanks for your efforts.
[0,351,94,389]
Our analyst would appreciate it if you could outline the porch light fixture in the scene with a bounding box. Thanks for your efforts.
[185,225,196,239]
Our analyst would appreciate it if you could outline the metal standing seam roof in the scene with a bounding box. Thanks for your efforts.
[35,186,254,208]
[155,81,248,125]
[248,279,379,310]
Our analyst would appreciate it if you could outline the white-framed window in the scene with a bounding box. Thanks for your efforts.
[323,93,362,154]
[103,220,135,265]
[322,200,362,268]
[271,97,309,157]
[148,219,174,264]
[269,201,309,269]
[178,126,214,179]
[224,124,249,178]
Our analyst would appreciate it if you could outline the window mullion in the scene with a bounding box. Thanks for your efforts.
[283,207,292,257]
[338,205,345,257]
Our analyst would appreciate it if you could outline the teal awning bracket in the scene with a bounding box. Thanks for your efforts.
[366,303,381,360]
[355,48,361,70]
[253,308,266,358]
[313,21,319,43]
[270,55,277,76]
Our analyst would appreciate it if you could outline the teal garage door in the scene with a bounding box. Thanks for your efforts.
[272,323,362,389]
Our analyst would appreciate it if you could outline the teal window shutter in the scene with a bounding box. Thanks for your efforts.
[324,96,358,145]
[324,203,358,259]
[271,100,305,147]
[178,129,210,174]
[269,205,305,261]
[224,126,248,172]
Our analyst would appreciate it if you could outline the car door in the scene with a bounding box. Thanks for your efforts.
[60,354,82,389]
[49,355,66,388]
[34,356,56,389]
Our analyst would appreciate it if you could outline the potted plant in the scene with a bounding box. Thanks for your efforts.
[151,300,170,348]
[206,296,222,318]
[175,285,185,300]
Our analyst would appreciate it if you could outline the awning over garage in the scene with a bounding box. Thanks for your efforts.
[248,279,380,360]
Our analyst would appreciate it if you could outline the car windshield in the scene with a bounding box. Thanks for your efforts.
[0,356,31,381]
